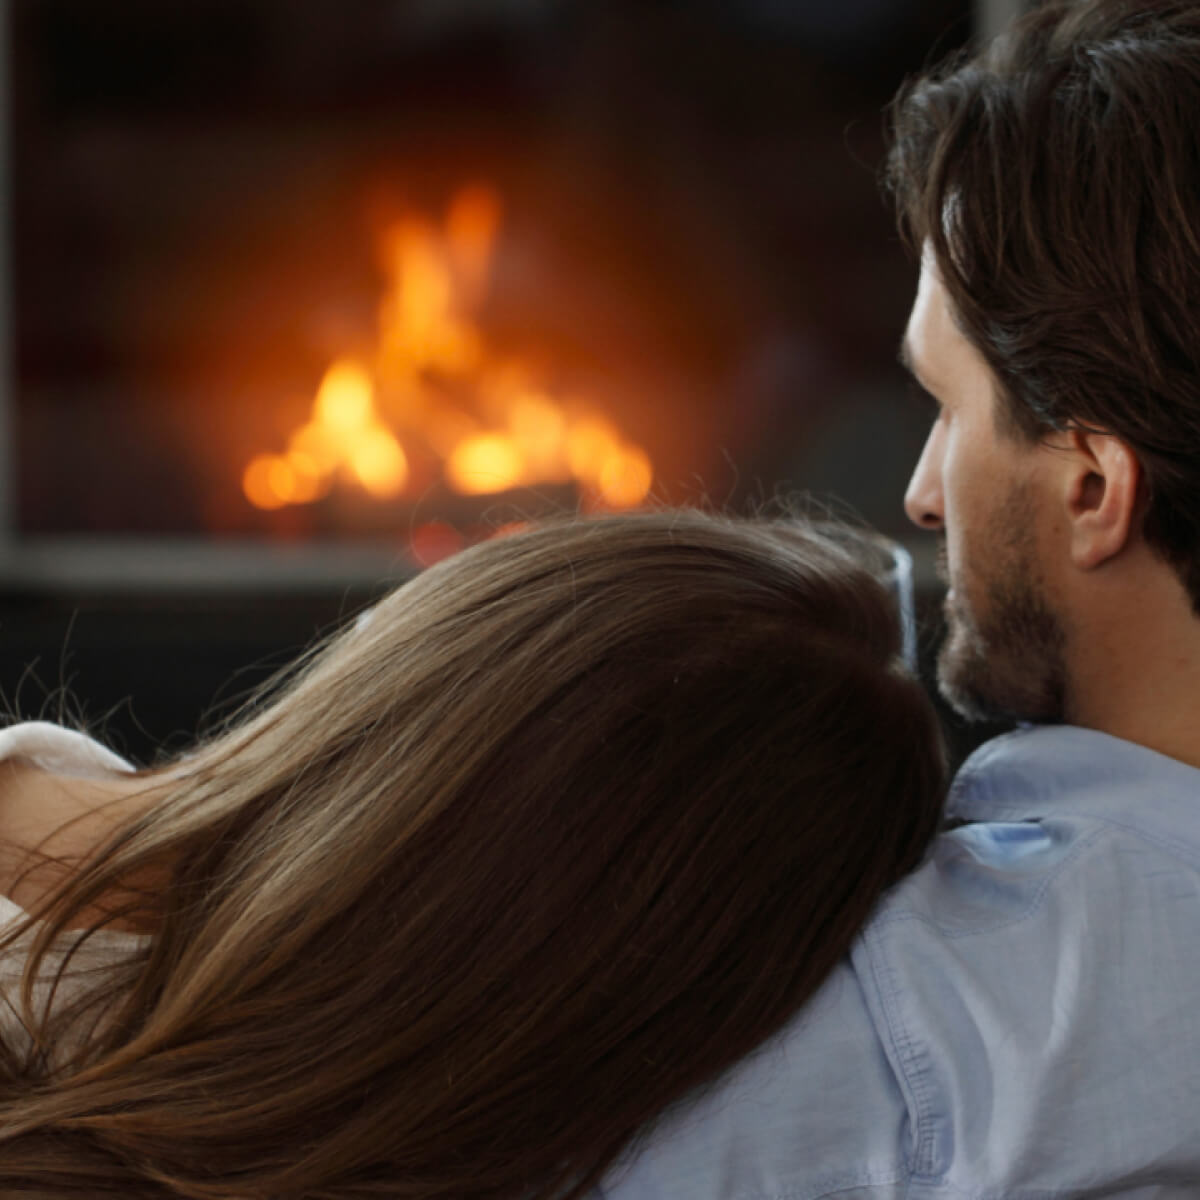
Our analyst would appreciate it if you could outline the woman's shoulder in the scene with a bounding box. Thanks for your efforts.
[0,722,152,936]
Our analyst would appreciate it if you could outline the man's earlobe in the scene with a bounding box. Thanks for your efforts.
[1065,431,1141,570]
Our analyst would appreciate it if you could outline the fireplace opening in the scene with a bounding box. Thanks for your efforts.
[235,181,656,554]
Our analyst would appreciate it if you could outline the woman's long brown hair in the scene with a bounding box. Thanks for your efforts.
[0,509,945,1198]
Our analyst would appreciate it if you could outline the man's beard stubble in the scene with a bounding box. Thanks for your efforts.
[935,488,1068,725]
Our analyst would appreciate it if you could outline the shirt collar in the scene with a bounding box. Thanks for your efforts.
[948,724,1200,851]
[0,720,135,779]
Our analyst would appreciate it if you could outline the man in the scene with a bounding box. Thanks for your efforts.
[598,1,1200,1195]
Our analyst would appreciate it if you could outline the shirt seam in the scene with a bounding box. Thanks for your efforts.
[859,921,932,1178]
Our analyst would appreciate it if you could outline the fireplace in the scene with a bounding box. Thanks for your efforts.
[3,0,1019,770]
[0,0,977,594]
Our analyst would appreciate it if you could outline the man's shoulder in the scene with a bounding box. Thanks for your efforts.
[939,723,1200,855]
[599,955,911,1199]
[875,723,1200,939]
[853,723,1200,1188]
[601,726,1200,1199]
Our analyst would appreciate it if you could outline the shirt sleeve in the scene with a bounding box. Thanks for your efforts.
[596,958,913,1200]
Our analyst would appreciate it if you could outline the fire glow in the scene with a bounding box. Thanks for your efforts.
[242,185,654,515]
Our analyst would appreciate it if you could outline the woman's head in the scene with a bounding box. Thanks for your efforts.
[0,508,946,1199]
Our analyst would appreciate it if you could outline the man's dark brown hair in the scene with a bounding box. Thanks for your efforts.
[887,0,1200,611]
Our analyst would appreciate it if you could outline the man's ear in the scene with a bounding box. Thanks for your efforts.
[1060,429,1142,570]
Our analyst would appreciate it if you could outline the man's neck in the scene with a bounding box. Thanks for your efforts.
[1065,574,1200,770]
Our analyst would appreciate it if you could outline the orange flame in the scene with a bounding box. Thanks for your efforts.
[243,184,653,515]
[445,184,501,304]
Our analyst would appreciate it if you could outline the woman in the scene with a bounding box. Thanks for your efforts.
[0,508,945,1199]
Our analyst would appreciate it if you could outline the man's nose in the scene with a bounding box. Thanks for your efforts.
[903,423,945,531]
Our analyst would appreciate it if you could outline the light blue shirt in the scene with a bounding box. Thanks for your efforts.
[597,725,1200,1199]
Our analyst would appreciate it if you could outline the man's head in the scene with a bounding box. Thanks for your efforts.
[889,0,1200,723]
[902,252,1070,723]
